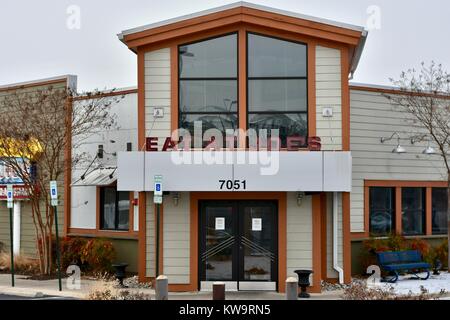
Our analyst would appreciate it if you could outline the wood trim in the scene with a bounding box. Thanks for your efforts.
[311,194,322,293]
[365,180,447,188]
[170,46,179,134]
[349,85,450,100]
[64,95,72,236]
[123,7,362,49]
[138,192,147,282]
[395,187,402,235]
[342,192,351,283]
[67,228,138,239]
[137,49,146,150]
[189,192,287,293]
[320,193,327,280]
[0,78,68,92]
[353,180,447,240]
[68,186,138,238]
[238,28,247,148]
[308,41,316,138]
[426,187,432,236]
[341,46,350,151]
[72,88,138,101]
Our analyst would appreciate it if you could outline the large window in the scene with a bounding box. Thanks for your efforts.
[432,188,448,235]
[178,34,238,147]
[100,187,130,231]
[369,187,395,236]
[247,33,308,148]
[402,188,426,236]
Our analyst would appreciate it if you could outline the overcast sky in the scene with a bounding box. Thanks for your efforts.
[1,0,449,91]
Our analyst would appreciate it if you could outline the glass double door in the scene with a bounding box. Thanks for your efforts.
[199,201,278,291]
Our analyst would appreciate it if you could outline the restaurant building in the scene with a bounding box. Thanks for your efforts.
[1,2,448,294]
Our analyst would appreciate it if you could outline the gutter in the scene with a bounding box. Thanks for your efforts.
[349,30,368,80]
[333,192,344,283]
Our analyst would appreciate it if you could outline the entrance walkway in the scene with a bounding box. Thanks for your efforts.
[0,274,343,300]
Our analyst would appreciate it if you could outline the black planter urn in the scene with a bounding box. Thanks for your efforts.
[294,270,313,298]
[112,263,129,287]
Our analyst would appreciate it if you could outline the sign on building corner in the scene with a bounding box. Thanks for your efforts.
[154,175,163,204]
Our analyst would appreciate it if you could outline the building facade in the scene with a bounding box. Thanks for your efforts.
[1,2,448,293]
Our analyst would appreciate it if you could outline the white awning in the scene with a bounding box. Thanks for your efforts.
[72,167,117,187]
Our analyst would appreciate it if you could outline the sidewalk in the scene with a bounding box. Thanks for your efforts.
[0,273,343,300]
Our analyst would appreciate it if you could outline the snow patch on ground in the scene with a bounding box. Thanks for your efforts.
[375,272,450,295]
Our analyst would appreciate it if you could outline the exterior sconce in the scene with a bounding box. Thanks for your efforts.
[173,192,180,206]
[380,132,406,154]
[411,135,436,155]
[297,192,305,206]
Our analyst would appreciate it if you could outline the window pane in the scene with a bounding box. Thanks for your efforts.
[248,79,307,112]
[369,187,395,236]
[180,113,238,147]
[117,192,130,231]
[432,188,448,235]
[248,34,307,77]
[248,113,307,148]
[179,34,237,78]
[101,187,116,230]
[402,188,426,236]
[180,80,237,113]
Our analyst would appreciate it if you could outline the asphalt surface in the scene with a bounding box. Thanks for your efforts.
[0,294,76,300]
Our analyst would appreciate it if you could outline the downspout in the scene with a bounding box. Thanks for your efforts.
[333,192,344,284]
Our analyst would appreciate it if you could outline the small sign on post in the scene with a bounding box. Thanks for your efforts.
[50,180,62,291]
[6,184,13,209]
[50,180,58,207]
[154,175,163,204]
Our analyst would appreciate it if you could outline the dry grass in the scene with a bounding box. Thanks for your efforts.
[86,279,152,300]
[342,280,446,300]
[0,253,40,274]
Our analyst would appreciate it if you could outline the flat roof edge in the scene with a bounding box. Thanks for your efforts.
[0,75,77,91]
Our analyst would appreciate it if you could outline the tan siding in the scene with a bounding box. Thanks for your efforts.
[316,46,342,151]
[145,48,171,150]
[163,192,190,284]
[349,89,446,232]
[286,193,313,281]
[0,81,66,257]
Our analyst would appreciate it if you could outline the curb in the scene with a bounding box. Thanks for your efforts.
[0,286,86,299]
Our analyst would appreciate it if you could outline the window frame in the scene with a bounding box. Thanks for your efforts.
[363,181,448,239]
[246,32,309,148]
[177,32,240,147]
[401,187,426,236]
[431,187,448,235]
[99,186,131,232]
[368,187,396,236]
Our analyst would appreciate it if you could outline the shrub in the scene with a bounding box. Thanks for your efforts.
[0,253,40,274]
[361,234,447,273]
[58,237,116,274]
[81,238,116,273]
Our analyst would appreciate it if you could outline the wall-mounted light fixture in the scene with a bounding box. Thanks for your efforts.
[380,132,406,154]
[297,192,305,206]
[173,192,180,206]
[410,135,437,155]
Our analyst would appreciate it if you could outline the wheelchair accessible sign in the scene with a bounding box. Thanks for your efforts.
[154,175,163,204]
[50,181,58,206]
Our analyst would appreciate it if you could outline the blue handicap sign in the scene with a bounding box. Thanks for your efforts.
[155,184,161,192]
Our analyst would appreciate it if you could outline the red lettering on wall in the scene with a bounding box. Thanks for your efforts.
[146,137,158,151]
[162,137,177,151]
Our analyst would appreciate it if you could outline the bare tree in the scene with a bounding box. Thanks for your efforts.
[0,85,120,274]
[385,61,450,271]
